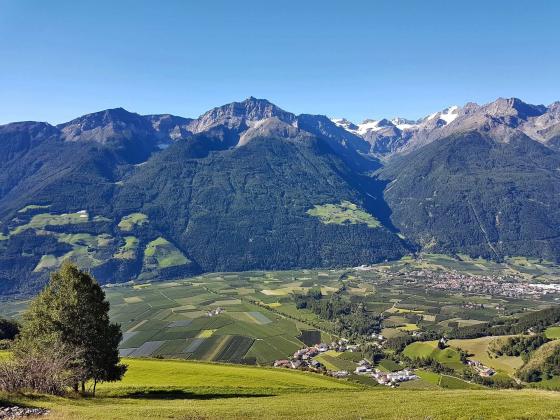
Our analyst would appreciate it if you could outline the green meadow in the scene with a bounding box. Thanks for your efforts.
[2,357,560,419]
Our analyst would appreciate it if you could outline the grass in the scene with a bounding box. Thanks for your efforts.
[102,358,357,394]
[518,340,560,380]
[397,323,419,331]
[402,342,464,371]
[306,201,380,228]
[545,326,560,339]
[3,358,560,419]
[117,213,148,231]
[531,376,560,391]
[314,351,357,371]
[197,329,217,338]
[143,237,190,269]
[11,211,90,235]
[17,204,51,213]
[114,236,139,260]
[33,254,59,272]
[449,337,524,376]
[403,341,438,359]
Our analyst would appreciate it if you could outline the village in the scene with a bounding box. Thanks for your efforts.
[407,269,560,299]
[273,340,419,387]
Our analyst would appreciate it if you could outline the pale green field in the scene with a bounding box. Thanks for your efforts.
[2,358,560,419]
[306,201,380,228]
[449,337,524,375]
[545,326,560,339]
[143,237,190,268]
[117,213,148,231]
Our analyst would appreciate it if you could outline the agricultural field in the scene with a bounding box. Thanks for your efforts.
[448,336,524,376]
[3,256,558,370]
[545,326,560,339]
[403,341,465,371]
[98,270,348,365]
[142,237,190,270]
[117,213,148,232]
[306,201,380,228]
[2,357,560,419]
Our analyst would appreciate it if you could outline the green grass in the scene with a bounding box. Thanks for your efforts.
[33,254,59,272]
[114,236,139,259]
[102,358,357,394]
[403,341,438,359]
[439,375,482,390]
[314,351,357,371]
[11,211,90,235]
[378,358,401,371]
[531,376,560,391]
[449,337,524,376]
[397,323,419,331]
[518,340,560,381]
[17,204,51,213]
[143,237,190,269]
[117,213,148,231]
[545,326,560,339]
[402,342,464,371]
[306,201,380,228]
[3,358,560,419]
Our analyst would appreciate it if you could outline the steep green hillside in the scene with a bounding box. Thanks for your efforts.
[116,133,407,275]
[0,124,407,295]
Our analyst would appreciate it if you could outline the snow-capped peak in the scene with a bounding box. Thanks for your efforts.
[426,105,460,125]
[390,117,417,130]
[331,117,359,133]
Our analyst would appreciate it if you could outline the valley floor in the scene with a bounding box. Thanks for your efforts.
[2,358,560,419]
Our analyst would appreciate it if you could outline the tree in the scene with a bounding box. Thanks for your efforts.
[0,318,19,340]
[14,261,127,395]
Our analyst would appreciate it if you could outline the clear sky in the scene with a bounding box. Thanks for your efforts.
[1,0,559,124]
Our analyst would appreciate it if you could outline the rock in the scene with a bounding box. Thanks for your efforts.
[0,406,50,418]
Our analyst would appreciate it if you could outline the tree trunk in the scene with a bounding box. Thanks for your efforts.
[81,381,85,394]
[93,379,97,397]
[73,382,79,393]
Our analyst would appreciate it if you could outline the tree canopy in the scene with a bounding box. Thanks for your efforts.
[14,261,126,394]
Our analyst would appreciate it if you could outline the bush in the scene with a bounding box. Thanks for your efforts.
[0,344,84,395]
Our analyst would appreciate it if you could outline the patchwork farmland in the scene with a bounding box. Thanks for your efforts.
[103,270,344,364]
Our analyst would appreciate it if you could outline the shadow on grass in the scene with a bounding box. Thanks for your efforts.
[119,389,276,400]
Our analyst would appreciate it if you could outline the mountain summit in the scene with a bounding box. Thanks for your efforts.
[0,96,559,296]
[333,98,559,157]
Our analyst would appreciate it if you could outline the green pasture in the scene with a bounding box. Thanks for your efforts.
[2,358,560,419]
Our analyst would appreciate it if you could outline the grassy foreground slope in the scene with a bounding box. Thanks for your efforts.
[2,358,560,419]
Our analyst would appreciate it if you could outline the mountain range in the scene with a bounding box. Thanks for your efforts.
[1,96,559,296]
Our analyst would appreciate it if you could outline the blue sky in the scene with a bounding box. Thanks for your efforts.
[1,0,559,124]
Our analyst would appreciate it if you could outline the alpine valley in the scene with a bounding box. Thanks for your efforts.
[1,96,559,296]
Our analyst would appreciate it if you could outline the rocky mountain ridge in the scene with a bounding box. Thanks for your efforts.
[333,97,560,157]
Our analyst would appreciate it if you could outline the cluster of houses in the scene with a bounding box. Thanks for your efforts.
[273,340,358,374]
[355,360,418,386]
[404,269,558,299]
[373,369,418,386]
[467,360,495,377]
[207,307,224,317]
[273,340,433,387]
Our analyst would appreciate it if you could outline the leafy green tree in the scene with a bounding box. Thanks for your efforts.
[14,261,127,395]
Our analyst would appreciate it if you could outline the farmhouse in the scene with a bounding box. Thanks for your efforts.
[467,360,495,377]
[273,360,291,368]
[372,369,418,386]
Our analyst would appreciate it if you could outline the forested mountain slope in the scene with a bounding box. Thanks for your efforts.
[1,96,559,296]
[378,131,560,260]
[0,99,406,295]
